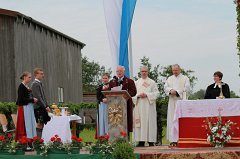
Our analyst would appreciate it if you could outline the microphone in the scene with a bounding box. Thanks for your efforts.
[113,76,118,80]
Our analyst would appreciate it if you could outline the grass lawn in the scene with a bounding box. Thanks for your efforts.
[79,128,96,143]
[79,127,170,145]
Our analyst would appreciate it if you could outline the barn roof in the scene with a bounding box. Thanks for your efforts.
[0,8,86,48]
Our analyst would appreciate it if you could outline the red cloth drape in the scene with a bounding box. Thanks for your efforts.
[178,116,240,148]
[16,106,26,141]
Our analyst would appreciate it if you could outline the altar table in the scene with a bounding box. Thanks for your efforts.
[42,115,82,143]
[172,99,240,148]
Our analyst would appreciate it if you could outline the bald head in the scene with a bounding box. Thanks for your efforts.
[171,64,181,76]
[116,66,125,78]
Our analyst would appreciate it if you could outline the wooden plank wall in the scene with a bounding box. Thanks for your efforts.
[0,15,16,102]
[13,19,83,104]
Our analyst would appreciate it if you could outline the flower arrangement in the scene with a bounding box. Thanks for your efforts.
[114,132,128,144]
[0,133,13,150]
[87,134,114,156]
[71,136,83,148]
[204,115,236,148]
[38,134,82,156]
[49,134,63,149]
[87,132,134,158]
[17,136,29,145]
[7,135,28,154]
[32,136,44,151]
[112,131,135,159]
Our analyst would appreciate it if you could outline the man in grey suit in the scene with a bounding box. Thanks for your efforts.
[32,68,51,138]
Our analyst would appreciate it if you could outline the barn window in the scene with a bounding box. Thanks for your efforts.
[58,87,64,103]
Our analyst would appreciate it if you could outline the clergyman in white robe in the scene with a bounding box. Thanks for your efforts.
[133,77,159,143]
[164,73,190,143]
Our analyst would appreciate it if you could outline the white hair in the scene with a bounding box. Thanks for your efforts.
[117,65,125,71]
[140,65,149,71]
[171,64,181,69]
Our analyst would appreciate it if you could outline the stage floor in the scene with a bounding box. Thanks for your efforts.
[24,146,240,159]
[134,146,240,159]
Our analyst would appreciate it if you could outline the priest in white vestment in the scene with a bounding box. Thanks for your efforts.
[164,64,190,145]
[133,66,159,147]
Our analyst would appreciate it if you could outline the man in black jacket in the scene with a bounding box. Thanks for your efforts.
[32,68,51,138]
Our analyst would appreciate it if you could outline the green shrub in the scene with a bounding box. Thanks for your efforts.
[112,142,135,159]
[64,102,97,115]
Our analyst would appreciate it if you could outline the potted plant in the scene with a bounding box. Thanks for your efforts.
[32,136,44,154]
[112,142,135,159]
[0,133,15,154]
[7,135,27,155]
[87,134,113,157]
[71,136,83,154]
[15,136,28,155]
[47,134,70,154]
[112,131,136,159]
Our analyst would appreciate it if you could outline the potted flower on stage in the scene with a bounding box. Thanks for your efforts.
[112,131,135,159]
[87,134,114,156]
[47,134,68,154]
[32,136,44,154]
[0,134,11,154]
[71,136,83,154]
[8,135,29,155]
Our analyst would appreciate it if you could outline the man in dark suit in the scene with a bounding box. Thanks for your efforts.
[31,68,51,138]
[109,66,137,134]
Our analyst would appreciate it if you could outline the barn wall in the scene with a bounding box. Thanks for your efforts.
[13,20,83,104]
[0,15,16,102]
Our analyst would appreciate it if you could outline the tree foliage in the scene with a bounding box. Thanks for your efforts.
[82,56,111,92]
[235,0,240,75]
[136,56,197,97]
[189,89,206,100]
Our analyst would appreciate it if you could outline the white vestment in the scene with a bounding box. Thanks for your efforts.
[133,77,159,142]
[164,74,190,142]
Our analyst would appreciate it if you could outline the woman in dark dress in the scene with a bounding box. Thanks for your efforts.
[204,71,230,99]
[16,72,38,150]
[96,73,110,137]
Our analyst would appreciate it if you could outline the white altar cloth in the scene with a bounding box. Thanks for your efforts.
[42,115,82,143]
[171,98,240,142]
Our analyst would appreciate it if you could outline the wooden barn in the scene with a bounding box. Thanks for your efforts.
[0,8,85,103]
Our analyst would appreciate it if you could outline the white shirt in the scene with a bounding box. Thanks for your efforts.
[35,79,41,83]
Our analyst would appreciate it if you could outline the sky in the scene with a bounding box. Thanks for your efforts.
[1,0,239,94]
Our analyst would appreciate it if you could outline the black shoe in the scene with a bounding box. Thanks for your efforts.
[170,142,178,147]
[148,142,154,147]
[136,141,145,147]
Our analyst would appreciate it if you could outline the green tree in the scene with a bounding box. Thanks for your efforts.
[82,56,111,92]
[230,90,240,98]
[136,56,197,97]
[189,89,206,100]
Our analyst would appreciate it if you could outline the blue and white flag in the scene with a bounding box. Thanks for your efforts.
[103,0,137,77]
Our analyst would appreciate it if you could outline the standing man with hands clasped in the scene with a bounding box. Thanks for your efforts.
[164,64,190,146]
[133,66,159,147]
[32,68,51,138]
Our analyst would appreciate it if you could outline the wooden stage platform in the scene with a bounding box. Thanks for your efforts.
[134,146,240,159]
[22,146,240,159]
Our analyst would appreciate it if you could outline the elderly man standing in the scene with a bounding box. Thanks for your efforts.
[133,66,159,147]
[109,66,137,134]
[164,64,190,146]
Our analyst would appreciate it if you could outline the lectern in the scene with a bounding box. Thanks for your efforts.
[102,90,131,139]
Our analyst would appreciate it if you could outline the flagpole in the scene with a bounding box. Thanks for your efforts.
[128,29,133,79]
